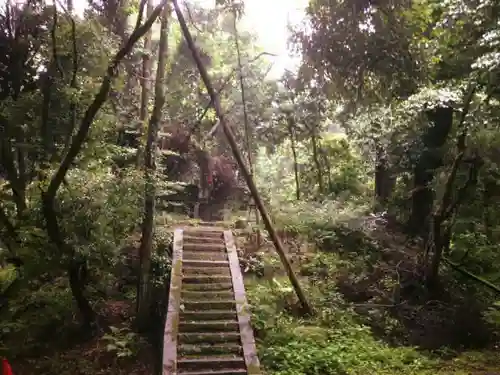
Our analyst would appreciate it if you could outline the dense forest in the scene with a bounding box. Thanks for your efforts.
[1,0,500,374]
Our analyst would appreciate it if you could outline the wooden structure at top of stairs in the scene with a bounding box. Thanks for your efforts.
[163,224,261,375]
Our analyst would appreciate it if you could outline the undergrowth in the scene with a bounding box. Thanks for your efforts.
[247,276,431,375]
[244,199,500,375]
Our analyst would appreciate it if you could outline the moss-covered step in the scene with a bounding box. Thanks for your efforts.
[181,282,233,291]
[177,356,246,372]
[183,300,236,311]
[178,332,241,344]
[179,320,239,333]
[183,251,228,261]
[178,343,243,356]
[182,259,229,267]
[183,266,231,277]
[183,243,227,251]
[181,289,235,300]
[183,235,225,244]
[182,275,232,284]
[180,310,238,321]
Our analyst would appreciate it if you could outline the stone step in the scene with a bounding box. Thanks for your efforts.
[182,259,229,267]
[177,370,247,375]
[183,300,236,311]
[183,251,228,262]
[181,310,238,321]
[183,267,231,277]
[182,289,234,300]
[178,332,241,344]
[183,230,224,239]
[179,320,239,333]
[182,282,233,292]
[178,343,243,356]
[183,235,225,244]
[182,275,232,284]
[183,243,227,252]
[177,356,246,372]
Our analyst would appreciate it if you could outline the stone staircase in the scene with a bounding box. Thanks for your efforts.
[163,225,261,375]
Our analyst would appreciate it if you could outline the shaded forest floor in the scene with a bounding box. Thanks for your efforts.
[0,234,161,375]
[1,289,155,375]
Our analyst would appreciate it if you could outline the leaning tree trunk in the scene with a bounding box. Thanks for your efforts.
[174,0,313,314]
[137,3,170,329]
[408,107,453,237]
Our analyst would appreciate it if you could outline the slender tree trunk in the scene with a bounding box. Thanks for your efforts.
[310,127,323,196]
[137,3,170,328]
[232,11,260,244]
[374,145,394,211]
[287,116,300,200]
[1,138,26,216]
[136,0,154,167]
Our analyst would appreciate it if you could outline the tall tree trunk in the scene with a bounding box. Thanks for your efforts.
[374,144,394,211]
[287,116,300,200]
[1,137,26,216]
[310,127,323,196]
[137,3,170,328]
[424,86,476,286]
[136,0,154,167]
[408,107,453,237]
[233,10,260,243]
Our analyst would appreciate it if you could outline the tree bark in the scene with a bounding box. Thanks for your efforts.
[137,3,170,328]
[136,0,154,167]
[408,107,453,237]
[309,125,323,197]
[374,144,394,211]
[287,115,300,200]
[424,86,477,286]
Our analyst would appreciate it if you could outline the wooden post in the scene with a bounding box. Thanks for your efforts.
[173,0,312,315]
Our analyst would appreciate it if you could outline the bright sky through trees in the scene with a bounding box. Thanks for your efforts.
[4,0,308,78]
[193,0,308,78]
[65,0,308,78]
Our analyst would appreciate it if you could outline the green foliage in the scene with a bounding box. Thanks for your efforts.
[150,227,173,287]
[255,136,371,203]
[0,280,74,356]
[247,277,431,375]
[0,265,17,294]
[102,326,140,358]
